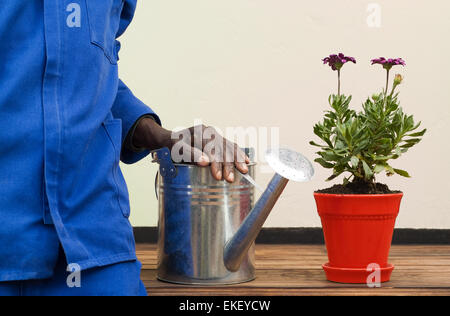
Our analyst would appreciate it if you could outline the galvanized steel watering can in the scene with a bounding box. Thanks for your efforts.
[153,147,314,285]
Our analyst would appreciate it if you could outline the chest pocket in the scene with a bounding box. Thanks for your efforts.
[85,0,124,64]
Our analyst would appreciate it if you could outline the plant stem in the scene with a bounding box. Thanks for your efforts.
[385,69,390,95]
[389,84,396,98]
[337,69,341,96]
[383,69,391,108]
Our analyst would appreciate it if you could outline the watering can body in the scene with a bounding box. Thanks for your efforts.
[153,147,312,285]
[155,148,257,285]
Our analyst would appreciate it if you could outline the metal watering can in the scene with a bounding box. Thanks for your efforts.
[153,147,314,285]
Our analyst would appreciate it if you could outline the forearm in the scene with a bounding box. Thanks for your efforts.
[132,117,172,151]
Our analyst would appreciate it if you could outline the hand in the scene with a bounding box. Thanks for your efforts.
[133,118,250,183]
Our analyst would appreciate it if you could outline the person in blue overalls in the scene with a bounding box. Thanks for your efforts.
[0,1,249,296]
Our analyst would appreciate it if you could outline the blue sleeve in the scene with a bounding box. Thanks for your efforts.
[117,0,138,38]
[112,1,161,164]
[112,79,161,164]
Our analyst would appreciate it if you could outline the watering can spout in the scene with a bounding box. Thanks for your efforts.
[223,174,289,272]
[223,148,315,272]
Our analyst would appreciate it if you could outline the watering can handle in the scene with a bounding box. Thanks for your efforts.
[151,147,177,200]
[154,171,159,200]
[152,147,177,178]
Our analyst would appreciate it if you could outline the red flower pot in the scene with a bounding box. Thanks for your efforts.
[314,193,403,284]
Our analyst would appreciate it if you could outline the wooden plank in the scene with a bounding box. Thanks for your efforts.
[136,244,450,261]
[141,268,450,289]
[137,245,450,270]
[137,244,450,296]
[147,288,450,296]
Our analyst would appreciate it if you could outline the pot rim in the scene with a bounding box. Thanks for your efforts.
[314,192,403,198]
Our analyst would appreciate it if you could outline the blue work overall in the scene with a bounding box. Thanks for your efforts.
[0,0,159,295]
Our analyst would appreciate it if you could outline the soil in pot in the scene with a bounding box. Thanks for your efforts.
[316,180,401,195]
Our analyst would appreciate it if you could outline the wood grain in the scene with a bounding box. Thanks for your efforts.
[137,244,450,296]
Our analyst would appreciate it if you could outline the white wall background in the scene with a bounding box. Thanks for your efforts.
[119,0,450,229]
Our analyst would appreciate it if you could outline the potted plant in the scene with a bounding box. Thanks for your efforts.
[311,54,426,284]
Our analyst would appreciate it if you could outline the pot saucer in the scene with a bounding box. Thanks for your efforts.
[322,263,394,284]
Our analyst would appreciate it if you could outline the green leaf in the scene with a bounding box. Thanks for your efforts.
[394,168,411,178]
[407,129,427,137]
[310,141,325,148]
[362,161,374,180]
[335,140,347,151]
[350,156,359,169]
[385,164,395,176]
[404,138,422,144]
[326,171,344,181]
[400,142,417,149]
[320,151,341,161]
[374,164,385,173]
[314,158,334,169]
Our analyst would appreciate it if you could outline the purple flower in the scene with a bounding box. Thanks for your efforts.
[323,53,356,71]
[371,57,406,70]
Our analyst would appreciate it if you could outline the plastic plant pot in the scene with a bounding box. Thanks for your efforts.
[314,193,403,284]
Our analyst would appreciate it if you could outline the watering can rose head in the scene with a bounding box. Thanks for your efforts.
[311,55,426,187]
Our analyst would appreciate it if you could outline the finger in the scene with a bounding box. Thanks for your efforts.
[211,161,223,180]
[208,139,224,180]
[235,161,248,175]
[223,162,235,183]
[193,147,210,166]
[233,145,249,174]
[223,142,237,182]
[235,146,250,164]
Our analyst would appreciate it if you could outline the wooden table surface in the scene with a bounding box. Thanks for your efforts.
[137,244,450,296]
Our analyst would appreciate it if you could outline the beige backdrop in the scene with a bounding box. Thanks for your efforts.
[118,0,450,228]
